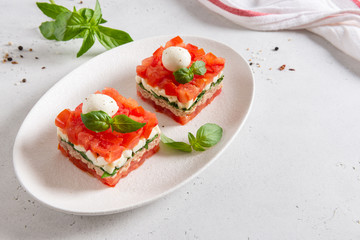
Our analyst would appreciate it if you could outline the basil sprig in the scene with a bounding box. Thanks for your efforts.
[161,123,223,152]
[36,0,133,57]
[173,61,207,84]
[81,111,146,133]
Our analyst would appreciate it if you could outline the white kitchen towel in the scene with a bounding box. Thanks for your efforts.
[198,0,360,61]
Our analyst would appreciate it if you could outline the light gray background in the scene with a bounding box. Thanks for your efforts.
[1,0,360,239]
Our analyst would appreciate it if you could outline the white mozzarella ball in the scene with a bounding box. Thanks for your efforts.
[82,94,119,117]
[162,46,191,72]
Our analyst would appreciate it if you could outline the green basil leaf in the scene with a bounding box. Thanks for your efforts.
[77,8,107,24]
[53,12,86,41]
[39,21,56,40]
[36,2,70,20]
[101,172,112,178]
[161,134,192,152]
[173,67,194,84]
[81,110,112,133]
[111,114,146,133]
[188,132,196,146]
[91,0,102,25]
[76,29,95,57]
[195,123,223,148]
[191,61,207,76]
[191,142,206,152]
[99,18,107,24]
[77,8,94,22]
[94,25,133,50]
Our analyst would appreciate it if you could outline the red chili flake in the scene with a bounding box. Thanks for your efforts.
[11,61,18,64]
[29,48,33,52]
[289,68,296,71]
[41,66,46,69]
[279,64,286,71]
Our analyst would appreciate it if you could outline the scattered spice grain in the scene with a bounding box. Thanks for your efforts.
[274,47,279,51]
[11,61,18,64]
[279,64,286,71]
[289,68,296,71]
[7,57,12,61]
[29,48,33,52]
[22,78,26,83]
[18,46,23,51]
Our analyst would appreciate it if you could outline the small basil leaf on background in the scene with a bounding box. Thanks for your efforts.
[36,2,70,19]
[161,134,193,152]
[36,0,132,57]
[39,21,56,40]
[81,110,112,133]
[53,12,85,41]
[191,60,207,76]
[91,0,102,25]
[111,114,146,133]
[196,123,223,147]
[99,18,107,24]
[95,25,133,49]
[77,29,96,57]
[77,8,94,22]
[173,67,194,84]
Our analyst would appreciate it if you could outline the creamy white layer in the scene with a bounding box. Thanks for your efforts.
[57,125,161,174]
[136,71,223,109]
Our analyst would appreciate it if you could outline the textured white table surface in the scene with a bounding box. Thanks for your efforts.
[1,0,360,239]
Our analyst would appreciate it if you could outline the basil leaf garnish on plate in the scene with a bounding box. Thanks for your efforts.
[195,123,223,148]
[161,134,193,152]
[161,123,223,152]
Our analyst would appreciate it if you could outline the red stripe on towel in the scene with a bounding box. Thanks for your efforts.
[208,0,270,17]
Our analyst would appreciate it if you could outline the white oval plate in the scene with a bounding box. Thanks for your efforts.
[13,35,254,215]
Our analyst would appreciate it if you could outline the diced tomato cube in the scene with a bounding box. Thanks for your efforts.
[55,109,71,129]
[165,36,185,48]
[176,84,200,103]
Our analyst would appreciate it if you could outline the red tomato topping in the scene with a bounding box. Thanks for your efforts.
[55,109,71,129]
[55,88,158,162]
[136,36,225,103]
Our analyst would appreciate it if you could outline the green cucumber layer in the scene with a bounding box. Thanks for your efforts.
[60,133,159,178]
[138,75,224,111]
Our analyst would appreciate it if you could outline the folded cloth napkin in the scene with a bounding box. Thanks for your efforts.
[198,0,360,61]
